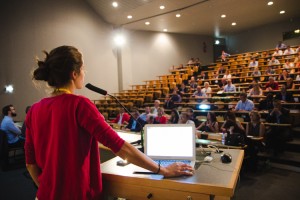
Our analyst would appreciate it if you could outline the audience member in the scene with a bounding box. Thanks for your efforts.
[221,50,230,57]
[139,106,151,122]
[283,59,294,71]
[285,77,295,89]
[268,56,280,66]
[124,109,145,132]
[187,57,195,65]
[189,76,198,89]
[275,84,294,102]
[223,79,236,92]
[251,67,261,79]
[179,112,195,124]
[223,69,232,79]
[221,111,245,133]
[265,66,275,75]
[278,69,290,81]
[154,107,167,124]
[259,93,274,110]
[198,71,208,80]
[201,82,212,97]
[25,45,193,199]
[186,108,200,127]
[248,83,263,100]
[248,57,258,68]
[21,105,31,137]
[196,112,219,133]
[168,109,180,124]
[222,119,246,146]
[150,100,161,117]
[276,41,287,49]
[272,47,283,56]
[217,65,226,75]
[283,46,295,55]
[1,104,24,145]
[235,92,255,112]
[178,83,189,96]
[109,107,130,126]
[146,115,156,124]
[165,89,181,109]
[265,77,279,91]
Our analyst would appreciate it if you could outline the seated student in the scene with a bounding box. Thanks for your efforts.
[186,108,200,127]
[196,112,219,133]
[265,66,275,75]
[221,50,230,57]
[1,105,24,146]
[139,106,151,122]
[124,109,145,132]
[165,89,181,109]
[278,69,290,81]
[283,46,295,55]
[167,109,180,124]
[217,65,226,76]
[276,41,287,49]
[245,111,266,171]
[272,47,283,56]
[179,112,195,125]
[266,100,291,155]
[150,100,161,117]
[265,77,279,91]
[285,77,295,89]
[222,69,232,79]
[268,56,280,66]
[223,79,236,92]
[221,111,245,133]
[178,83,189,96]
[235,92,254,112]
[222,119,246,147]
[275,84,294,103]
[201,82,212,97]
[259,93,274,110]
[192,86,206,102]
[154,107,167,124]
[248,83,263,97]
[146,115,157,124]
[218,78,227,90]
[251,67,261,79]
[198,71,208,80]
[109,107,130,126]
[248,57,258,68]
[189,76,198,89]
[283,60,294,71]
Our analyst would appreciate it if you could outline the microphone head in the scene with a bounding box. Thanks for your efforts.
[85,83,108,95]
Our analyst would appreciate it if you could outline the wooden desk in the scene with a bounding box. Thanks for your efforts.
[101,149,244,200]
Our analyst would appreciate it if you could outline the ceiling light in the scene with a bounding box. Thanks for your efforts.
[221,14,226,18]
[112,2,118,8]
[145,21,150,25]
[160,5,165,9]
[176,14,181,18]
[215,40,220,45]
[280,10,285,14]
[127,15,132,19]
[295,29,300,34]
[163,29,168,32]
[231,22,236,26]
[267,1,273,6]
[5,85,14,93]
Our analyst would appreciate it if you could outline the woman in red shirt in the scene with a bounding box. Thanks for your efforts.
[154,107,168,124]
[25,46,193,200]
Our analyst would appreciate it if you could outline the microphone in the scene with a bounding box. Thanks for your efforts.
[85,83,107,95]
[85,83,144,149]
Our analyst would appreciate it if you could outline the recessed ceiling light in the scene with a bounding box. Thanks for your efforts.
[160,5,165,9]
[145,22,150,25]
[231,22,236,26]
[112,2,118,8]
[221,14,226,18]
[295,29,300,33]
[267,1,273,6]
[127,15,132,19]
[280,10,285,14]
[176,14,181,18]
[163,29,168,32]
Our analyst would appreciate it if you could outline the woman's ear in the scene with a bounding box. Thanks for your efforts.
[71,71,77,80]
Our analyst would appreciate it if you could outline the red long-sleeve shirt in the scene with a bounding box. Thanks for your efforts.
[25,94,124,200]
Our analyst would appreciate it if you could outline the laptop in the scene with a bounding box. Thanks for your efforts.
[144,124,196,168]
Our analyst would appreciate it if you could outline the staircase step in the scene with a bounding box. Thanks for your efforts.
[258,151,300,168]
[285,138,300,153]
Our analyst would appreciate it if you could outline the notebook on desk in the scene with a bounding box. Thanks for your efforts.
[144,124,196,167]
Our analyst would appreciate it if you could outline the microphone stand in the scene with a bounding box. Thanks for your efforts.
[106,93,144,152]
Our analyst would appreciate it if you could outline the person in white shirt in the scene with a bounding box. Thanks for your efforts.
[179,112,195,125]
[248,58,258,68]
[201,82,212,97]
[223,69,232,79]
[150,100,160,117]
[223,79,236,92]
[272,48,283,56]
[268,56,280,66]
[283,46,295,55]
[251,67,261,77]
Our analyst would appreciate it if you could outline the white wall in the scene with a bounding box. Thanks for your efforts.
[122,30,214,90]
[226,19,300,54]
[0,0,118,120]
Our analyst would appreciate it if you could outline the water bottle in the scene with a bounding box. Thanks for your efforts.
[222,132,227,145]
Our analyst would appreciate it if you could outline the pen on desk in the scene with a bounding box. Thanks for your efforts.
[133,171,156,175]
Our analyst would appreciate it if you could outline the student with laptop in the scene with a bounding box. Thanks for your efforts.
[25,46,193,200]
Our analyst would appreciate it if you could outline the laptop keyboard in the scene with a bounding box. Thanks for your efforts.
[154,160,191,167]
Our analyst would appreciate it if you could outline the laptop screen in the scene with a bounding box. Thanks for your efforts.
[144,124,195,160]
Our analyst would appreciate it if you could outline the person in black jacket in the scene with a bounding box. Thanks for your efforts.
[124,109,145,132]
[275,84,294,103]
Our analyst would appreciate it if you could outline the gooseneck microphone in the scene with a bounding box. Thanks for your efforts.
[85,83,144,149]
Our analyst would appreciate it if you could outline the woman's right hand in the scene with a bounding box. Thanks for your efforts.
[160,162,194,177]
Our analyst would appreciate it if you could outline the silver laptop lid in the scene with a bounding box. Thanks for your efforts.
[144,124,195,161]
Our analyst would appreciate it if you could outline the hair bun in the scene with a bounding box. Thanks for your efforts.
[33,60,49,81]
